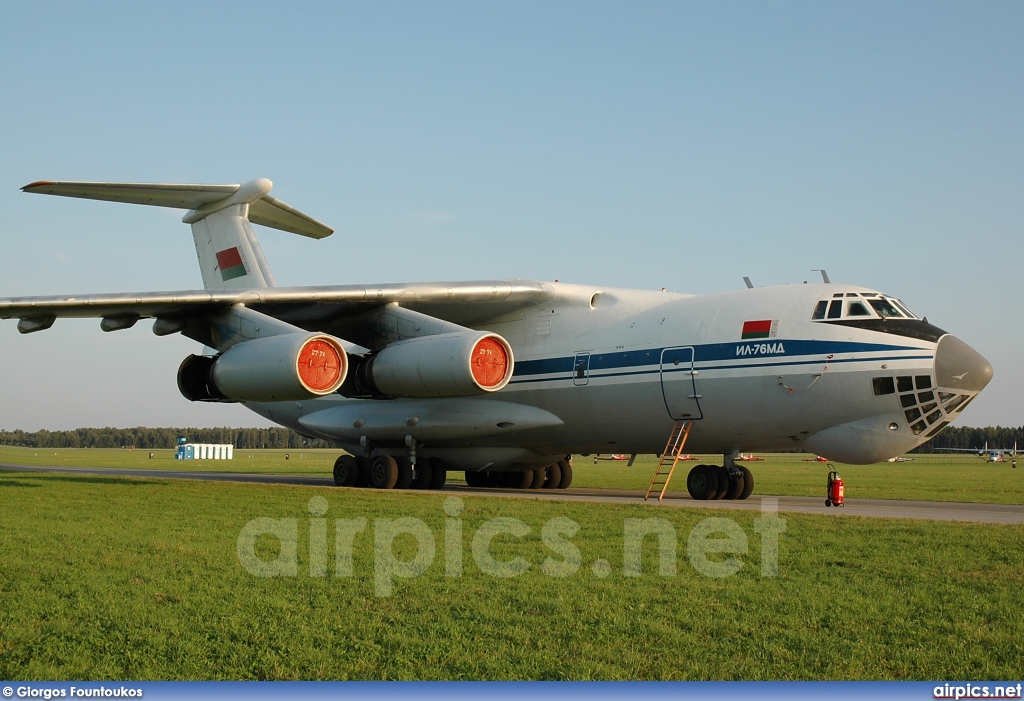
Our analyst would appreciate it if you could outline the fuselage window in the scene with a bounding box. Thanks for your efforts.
[872,377,895,395]
[811,300,827,320]
[896,376,914,393]
[869,299,904,318]
[827,300,842,319]
[847,301,870,316]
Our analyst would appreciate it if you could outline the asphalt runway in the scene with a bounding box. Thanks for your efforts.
[2,463,1022,524]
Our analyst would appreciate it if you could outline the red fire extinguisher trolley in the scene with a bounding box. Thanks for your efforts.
[825,468,844,507]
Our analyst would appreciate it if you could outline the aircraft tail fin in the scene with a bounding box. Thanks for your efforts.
[21,178,334,291]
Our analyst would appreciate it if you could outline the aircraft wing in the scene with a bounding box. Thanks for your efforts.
[0,281,553,336]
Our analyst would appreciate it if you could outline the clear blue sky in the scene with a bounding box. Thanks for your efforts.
[1,1,1020,430]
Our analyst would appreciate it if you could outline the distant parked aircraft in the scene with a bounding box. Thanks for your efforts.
[937,442,1019,464]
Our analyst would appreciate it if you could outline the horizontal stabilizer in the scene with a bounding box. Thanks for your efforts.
[21,179,333,239]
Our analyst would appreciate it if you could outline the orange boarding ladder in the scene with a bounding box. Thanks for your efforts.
[644,420,693,502]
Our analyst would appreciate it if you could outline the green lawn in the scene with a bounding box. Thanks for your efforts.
[0,470,1019,679]
[572,454,1024,504]
[3,446,1021,504]
[0,471,1021,680]
[0,445,332,475]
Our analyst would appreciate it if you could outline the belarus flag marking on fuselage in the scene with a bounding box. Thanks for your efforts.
[741,319,772,339]
[216,247,248,281]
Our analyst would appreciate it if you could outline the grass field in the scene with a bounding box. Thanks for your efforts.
[0,470,1021,680]
[572,454,1024,504]
[0,446,332,475]
[2,445,1022,504]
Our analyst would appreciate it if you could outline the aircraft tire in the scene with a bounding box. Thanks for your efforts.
[512,470,534,489]
[712,466,729,500]
[355,457,372,488]
[485,471,501,488]
[725,471,745,500]
[410,460,433,489]
[738,466,755,500]
[333,455,359,487]
[427,458,447,489]
[464,470,486,487]
[370,455,399,490]
[557,459,573,489]
[686,464,718,501]
[394,457,414,490]
[529,468,546,489]
[543,462,562,489]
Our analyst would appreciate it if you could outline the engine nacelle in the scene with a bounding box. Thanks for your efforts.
[367,331,514,398]
[178,333,347,403]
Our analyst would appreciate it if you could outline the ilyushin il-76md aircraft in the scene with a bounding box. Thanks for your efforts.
[1,178,994,500]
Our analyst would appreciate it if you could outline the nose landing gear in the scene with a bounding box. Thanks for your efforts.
[684,455,754,501]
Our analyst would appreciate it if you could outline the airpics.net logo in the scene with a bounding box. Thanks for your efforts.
[934,683,1024,699]
[236,496,787,597]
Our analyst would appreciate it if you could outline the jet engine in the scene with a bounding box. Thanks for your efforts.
[178,333,347,402]
[352,331,514,398]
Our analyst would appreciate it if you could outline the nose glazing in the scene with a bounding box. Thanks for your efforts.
[934,335,993,393]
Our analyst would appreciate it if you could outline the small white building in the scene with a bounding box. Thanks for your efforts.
[176,443,234,460]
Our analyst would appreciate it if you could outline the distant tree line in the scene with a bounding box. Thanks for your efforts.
[0,427,334,450]
[0,424,1019,453]
[912,425,1023,453]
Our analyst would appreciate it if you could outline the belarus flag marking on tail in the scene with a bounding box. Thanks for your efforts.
[741,319,772,339]
[216,247,248,281]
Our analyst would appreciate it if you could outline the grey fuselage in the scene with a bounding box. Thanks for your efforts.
[250,280,992,469]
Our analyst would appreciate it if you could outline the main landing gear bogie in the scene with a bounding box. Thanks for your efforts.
[686,463,754,501]
[332,453,448,491]
[463,458,574,492]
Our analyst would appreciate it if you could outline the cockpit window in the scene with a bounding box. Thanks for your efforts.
[811,300,827,320]
[847,301,870,316]
[891,298,917,319]
[812,292,921,324]
[869,299,904,318]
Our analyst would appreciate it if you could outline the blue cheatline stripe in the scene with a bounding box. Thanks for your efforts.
[509,337,931,385]
[507,353,934,385]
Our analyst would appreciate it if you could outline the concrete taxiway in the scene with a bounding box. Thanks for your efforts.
[2,463,1022,524]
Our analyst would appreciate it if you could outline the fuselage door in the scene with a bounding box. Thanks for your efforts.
[573,352,591,386]
[660,346,702,420]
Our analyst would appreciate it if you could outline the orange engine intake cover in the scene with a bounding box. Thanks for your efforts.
[471,337,509,389]
[297,339,343,392]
